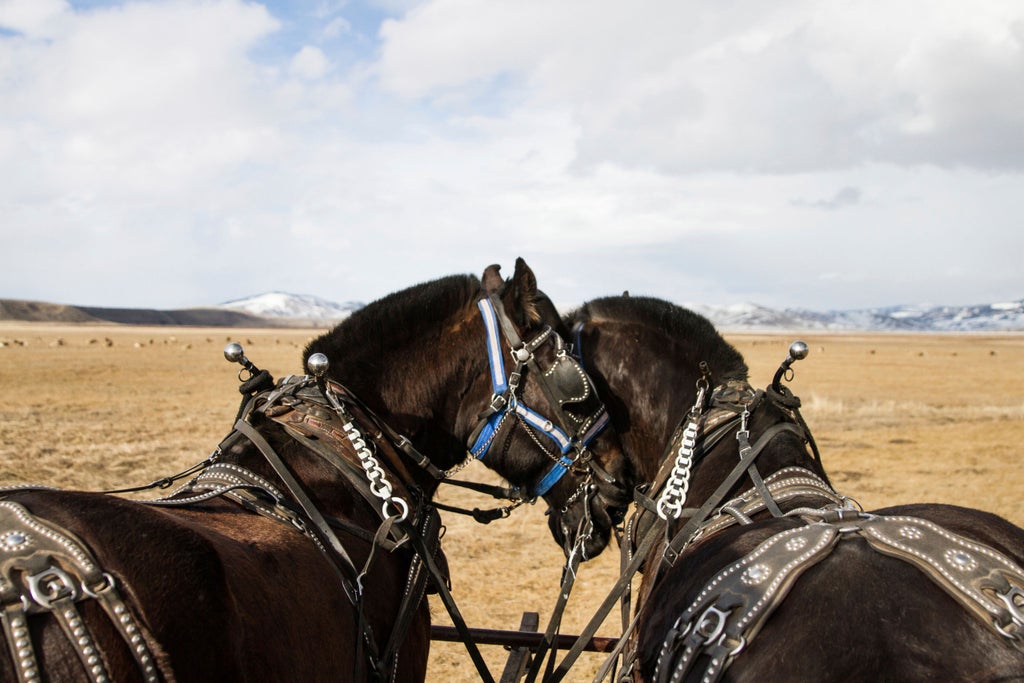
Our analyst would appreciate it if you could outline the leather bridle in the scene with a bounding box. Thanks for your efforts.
[467,294,618,499]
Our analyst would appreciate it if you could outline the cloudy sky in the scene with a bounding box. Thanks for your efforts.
[1,0,1022,312]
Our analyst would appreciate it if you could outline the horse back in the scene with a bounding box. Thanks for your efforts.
[0,488,418,682]
[639,504,1024,682]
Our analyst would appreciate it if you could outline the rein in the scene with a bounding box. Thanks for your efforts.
[0,344,500,683]
[216,353,498,683]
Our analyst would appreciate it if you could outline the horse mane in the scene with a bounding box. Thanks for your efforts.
[573,295,749,381]
[303,274,482,388]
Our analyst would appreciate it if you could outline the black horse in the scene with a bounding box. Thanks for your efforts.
[0,259,628,683]
[552,295,1024,682]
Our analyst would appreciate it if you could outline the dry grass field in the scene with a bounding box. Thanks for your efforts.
[2,323,1022,681]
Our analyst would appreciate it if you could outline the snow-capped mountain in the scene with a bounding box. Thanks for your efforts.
[218,292,363,322]
[215,293,1023,331]
[683,302,807,330]
[692,299,1024,332]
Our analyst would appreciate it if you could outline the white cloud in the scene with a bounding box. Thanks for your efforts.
[290,45,331,79]
[372,0,1024,173]
[0,1,284,202]
[0,0,1021,312]
[0,0,69,37]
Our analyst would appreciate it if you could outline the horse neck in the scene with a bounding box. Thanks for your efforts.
[315,313,488,476]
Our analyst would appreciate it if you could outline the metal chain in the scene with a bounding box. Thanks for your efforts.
[655,418,700,520]
[340,419,409,522]
[441,454,477,479]
[655,371,710,520]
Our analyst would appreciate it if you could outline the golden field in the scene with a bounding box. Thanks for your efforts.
[1,323,1022,681]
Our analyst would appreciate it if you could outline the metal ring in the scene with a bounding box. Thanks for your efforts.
[83,572,116,598]
[382,497,409,523]
[369,478,393,499]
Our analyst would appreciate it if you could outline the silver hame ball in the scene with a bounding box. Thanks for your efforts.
[307,353,330,376]
[224,342,245,363]
[789,340,810,361]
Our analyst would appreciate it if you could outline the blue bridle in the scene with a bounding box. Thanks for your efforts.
[468,295,611,497]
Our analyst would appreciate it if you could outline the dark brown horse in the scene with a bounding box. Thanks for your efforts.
[0,259,628,683]
[551,295,1024,682]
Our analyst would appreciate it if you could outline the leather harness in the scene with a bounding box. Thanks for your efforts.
[640,382,1024,683]
[0,500,164,683]
[0,294,623,683]
[543,376,1024,683]
[0,374,470,683]
[653,508,1024,683]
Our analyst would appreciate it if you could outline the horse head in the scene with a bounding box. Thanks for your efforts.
[548,296,829,558]
[467,260,633,560]
[302,258,631,560]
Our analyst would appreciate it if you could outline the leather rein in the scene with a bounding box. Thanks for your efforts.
[0,295,626,683]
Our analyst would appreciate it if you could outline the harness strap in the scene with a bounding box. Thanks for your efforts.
[653,522,840,683]
[737,428,785,519]
[379,507,446,681]
[232,418,361,602]
[856,514,1024,640]
[661,423,805,567]
[697,467,846,539]
[522,536,587,683]
[1,602,38,683]
[403,521,497,683]
[0,501,165,683]
[546,517,665,683]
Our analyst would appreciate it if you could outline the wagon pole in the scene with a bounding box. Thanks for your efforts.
[432,617,617,682]
[430,623,618,652]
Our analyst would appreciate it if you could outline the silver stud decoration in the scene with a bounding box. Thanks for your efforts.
[945,548,979,572]
[1,530,30,551]
[741,563,771,586]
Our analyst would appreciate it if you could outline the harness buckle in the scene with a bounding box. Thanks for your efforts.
[693,605,731,645]
[27,566,79,609]
[488,393,508,414]
[512,345,532,363]
[997,585,1024,624]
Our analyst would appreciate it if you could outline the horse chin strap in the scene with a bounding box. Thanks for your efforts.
[467,294,613,499]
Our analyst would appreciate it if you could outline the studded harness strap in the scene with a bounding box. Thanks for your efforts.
[0,373,466,683]
[0,501,166,683]
[644,382,1024,683]
[653,509,1024,683]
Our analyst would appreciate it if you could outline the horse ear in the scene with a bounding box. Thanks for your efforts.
[482,264,504,293]
[508,257,541,326]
